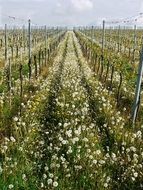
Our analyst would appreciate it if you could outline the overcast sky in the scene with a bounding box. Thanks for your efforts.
[0,0,143,26]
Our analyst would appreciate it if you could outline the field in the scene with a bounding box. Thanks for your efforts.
[0,26,143,190]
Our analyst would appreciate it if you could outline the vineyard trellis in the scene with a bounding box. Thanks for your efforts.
[0,16,143,189]
[76,22,143,124]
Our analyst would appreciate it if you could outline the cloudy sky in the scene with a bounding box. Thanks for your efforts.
[0,0,143,26]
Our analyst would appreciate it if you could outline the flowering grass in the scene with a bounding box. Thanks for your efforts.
[0,31,143,190]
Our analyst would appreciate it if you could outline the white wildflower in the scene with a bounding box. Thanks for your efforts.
[53,181,58,187]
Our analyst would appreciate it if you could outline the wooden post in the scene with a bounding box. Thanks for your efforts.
[28,19,32,80]
[34,55,38,79]
[8,58,12,107]
[39,50,41,75]
[16,45,19,58]
[104,60,110,83]
[89,26,94,60]
[28,19,31,60]
[93,26,95,40]
[11,45,14,61]
[117,25,120,52]
[0,39,2,47]
[132,44,143,124]
[23,25,26,52]
[117,72,123,106]
[110,65,114,91]
[91,26,94,41]
[45,25,47,65]
[42,51,44,67]
[4,24,8,67]
[19,47,23,116]
[48,48,50,62]
[99,55,104,79]
[133,25,137,63]
[133,25,137,50]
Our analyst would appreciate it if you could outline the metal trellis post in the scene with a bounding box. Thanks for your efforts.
[102,20,105,53]
[132,44,143,124]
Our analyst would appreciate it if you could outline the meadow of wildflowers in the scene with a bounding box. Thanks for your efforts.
[0,31,143,190]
